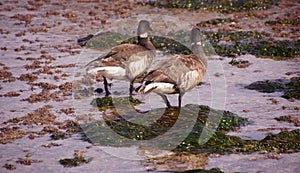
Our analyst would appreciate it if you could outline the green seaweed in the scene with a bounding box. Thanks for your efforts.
[177,126,248,153]
[178,129,300,154]
[167,30,300,58]
[110,103,245,139]
[82,102,247,147]
[229,58,250,66]
[145,0,278,13]
[50,133,66,140]
[91,96,143,109]
[80,96,300,159]
[205,31,269,42]
[84,31,127,50]
[59,157,89,167]
[198,18,236,27]
[265,18,300,26]
[151,36,192,55]
[203,31,300,58]
[82,98,300,154]
[253,40,300,58]
[218,111,247,131]
[257,130,300,153]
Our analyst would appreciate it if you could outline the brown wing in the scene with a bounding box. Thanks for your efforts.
[86,43,149,68]
[143,70,177,85]
[174,54,206,71]
[102,44,148,66]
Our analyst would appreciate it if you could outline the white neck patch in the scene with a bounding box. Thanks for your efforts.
[191,42,202,46]
[139,33,148,38]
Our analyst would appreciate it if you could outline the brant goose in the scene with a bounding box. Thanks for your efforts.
[137,27,207,107]
[86,20,155,96]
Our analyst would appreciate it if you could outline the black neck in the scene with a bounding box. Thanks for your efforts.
[138,36,155,50]
[192,44,207,67]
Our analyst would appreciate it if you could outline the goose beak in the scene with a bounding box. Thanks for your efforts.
[148,26,153,32]
[146,26,154,35]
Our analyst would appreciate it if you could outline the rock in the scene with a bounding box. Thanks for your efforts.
[245,78,300,100]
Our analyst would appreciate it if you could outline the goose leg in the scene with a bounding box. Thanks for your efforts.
[103,76,111,96]
[158,93,171,108]
[178,94,182,108]
[129,81,134,96]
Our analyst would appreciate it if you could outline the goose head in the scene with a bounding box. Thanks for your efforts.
[137,20,155,50]
[191,27,207,66]
[191,27,202,46]
[137,20,153,38]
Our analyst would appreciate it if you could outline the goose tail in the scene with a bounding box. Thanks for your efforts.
[135,81,157,94]
[86,66,102,75]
